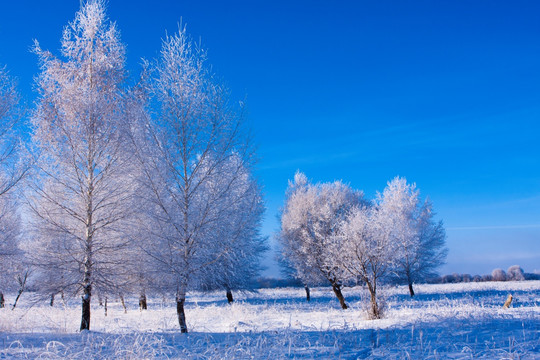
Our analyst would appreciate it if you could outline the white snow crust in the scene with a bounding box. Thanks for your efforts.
[1,281,538,359]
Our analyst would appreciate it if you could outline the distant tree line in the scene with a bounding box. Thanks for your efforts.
[428,265,540,284]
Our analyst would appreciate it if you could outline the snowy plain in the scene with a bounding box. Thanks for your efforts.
[0,281,539,359]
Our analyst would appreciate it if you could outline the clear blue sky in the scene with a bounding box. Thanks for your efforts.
[1,1,539,277]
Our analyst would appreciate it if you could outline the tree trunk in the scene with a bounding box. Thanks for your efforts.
[0,291,4,308]
[304,285,311,302]
[176,291,188,333]
[11,288,23,310]
[120,295,127,313]
[139,291,147,310]
[226,289,234,304]
[50,293,55,307]
[408,281,415,297]
[370,290,380,319]
[331,283,348,309]
[104,297,108,316]
[80,283,92,331]
[12,272,28,310]
[366,281,381,319]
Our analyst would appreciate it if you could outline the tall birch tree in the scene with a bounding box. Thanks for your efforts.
[0,67,27,306]
[28,0,135,331]
[132,26,257,333]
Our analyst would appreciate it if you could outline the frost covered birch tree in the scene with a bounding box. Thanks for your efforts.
[0,67,27,307]
[278,171,364,309]
[28,0,135,330]
[132,26,259,332]
[0,67,28,197]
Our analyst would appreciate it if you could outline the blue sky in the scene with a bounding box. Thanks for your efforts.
[1,1,539,277]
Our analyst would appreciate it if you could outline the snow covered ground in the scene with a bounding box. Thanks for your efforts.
[1,281,539,359]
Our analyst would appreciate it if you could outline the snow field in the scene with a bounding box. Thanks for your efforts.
[0,281,539,359]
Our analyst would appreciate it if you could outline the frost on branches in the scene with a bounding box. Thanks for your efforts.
[278,173,447,319]
[0,194,23,309]
[28,0,136,331]
[130,26,262,332]
[278,171,365,309]
[0,67,27,308]
[379,177,447,297]
[197,154,267,303]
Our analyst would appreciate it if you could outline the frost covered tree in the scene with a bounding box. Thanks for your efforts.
[0,67,28,197]
[277,172,326,302]
[197,155,267,303]
[506,265,524,281]
[28,0,135,330]
[491,268,507,282]
[131,26,259,332]
[338,202,397,319]
[278,171,364,309]
[0,194,23,308]
[0,67,27,308]
[381,177,447,297]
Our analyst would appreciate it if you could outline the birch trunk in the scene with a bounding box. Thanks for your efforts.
[176,285,188,333]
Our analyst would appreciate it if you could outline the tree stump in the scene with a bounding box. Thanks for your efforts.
[503,294,513,308]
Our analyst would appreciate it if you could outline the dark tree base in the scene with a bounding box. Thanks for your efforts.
[139,293,148,310]
[408,282,415,297]
[304,285,311,302]
[332,284,348,309]
[177,299,188,333]
[80,293,91,330]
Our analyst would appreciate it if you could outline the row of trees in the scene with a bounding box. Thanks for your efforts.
[277,173,447,319]
[0,0,265,333]
[0,0,450,331]
[432,265,536,284]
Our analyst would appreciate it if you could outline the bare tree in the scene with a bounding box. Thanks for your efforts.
[28,0,135,331]
[132,26,256,333]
